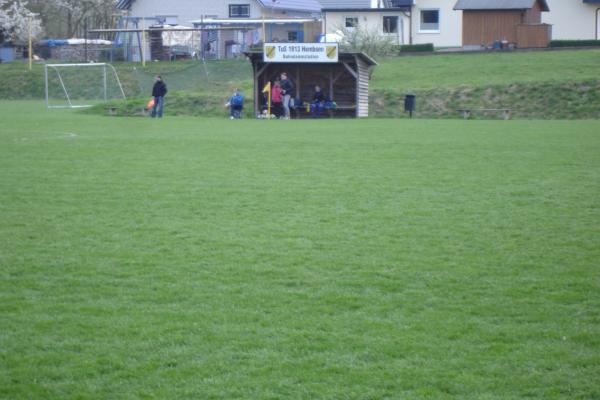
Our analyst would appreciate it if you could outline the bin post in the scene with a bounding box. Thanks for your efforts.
[404,94,416,118]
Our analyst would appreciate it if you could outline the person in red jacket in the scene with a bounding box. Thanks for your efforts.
[271,80,283,118]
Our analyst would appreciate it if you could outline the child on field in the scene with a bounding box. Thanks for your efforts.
[226,88,244,119]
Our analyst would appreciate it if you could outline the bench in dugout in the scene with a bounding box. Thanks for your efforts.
[293,101,356,118]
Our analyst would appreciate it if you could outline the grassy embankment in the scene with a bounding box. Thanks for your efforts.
[370,49,600,119]
[0,60,252,116]
[1,49,599,118]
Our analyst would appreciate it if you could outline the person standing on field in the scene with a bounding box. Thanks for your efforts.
[151,75,167,118]
[271,80,283,118]
[280,72,294,119]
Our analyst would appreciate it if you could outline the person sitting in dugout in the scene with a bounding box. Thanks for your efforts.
[310,85,326,118]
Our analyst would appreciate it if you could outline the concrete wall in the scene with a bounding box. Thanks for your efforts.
[324,11,410,45]
[543,0,599,40]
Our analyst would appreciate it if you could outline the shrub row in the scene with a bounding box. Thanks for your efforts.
[549,40,600,48]
[398,43,434,53]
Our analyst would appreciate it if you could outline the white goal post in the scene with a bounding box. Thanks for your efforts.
[45,63,127,109]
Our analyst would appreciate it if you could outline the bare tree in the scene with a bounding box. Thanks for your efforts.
[28,0,116,38]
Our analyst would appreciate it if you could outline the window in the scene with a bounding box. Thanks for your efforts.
[345,17,359,28]
[420,9,439,32]
[387,0,410,6]
[156,15,178,25]
[229,4,250,18]
[383,16,398,33]
[288,31,298,42]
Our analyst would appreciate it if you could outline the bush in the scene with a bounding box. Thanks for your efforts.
[337,26,397,59]
[549,40,600,48]
[399,43,434,53]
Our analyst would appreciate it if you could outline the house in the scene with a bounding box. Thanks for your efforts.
[320,0,463,48]
[432,0,598,45]
[542,0,600,40]
[320,0,412,45]
[408,0,462,47]
[117,0,322,23]
[113,0,598,60]
[454,0,551,48]
[115,0,322,59]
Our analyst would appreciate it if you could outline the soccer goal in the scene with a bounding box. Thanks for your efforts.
[45,63,127,109]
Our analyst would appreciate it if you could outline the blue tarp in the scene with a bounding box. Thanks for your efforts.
[38,39,69,47]
[0,47,16,62]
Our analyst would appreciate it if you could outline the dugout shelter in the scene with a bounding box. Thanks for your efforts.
[245,49,377,118]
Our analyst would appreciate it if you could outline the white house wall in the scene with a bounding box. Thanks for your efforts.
[130,0,291,25]
[543,0,599,40]
[409,0,599,45]
[324,11,411,45]
[411,0,462,47]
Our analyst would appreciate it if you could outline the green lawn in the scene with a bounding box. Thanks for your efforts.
[1,102,600,399]
[371,49,600,92]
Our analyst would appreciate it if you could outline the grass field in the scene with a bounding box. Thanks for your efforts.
[1,101,600,399]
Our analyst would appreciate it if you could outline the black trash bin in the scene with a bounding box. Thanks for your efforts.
[404,94,416,118]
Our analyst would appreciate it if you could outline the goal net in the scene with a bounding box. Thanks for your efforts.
[45,63,127,109]
[125,58,250,98]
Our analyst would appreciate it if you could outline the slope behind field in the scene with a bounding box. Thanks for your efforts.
[0,59,252,100]
[370,49,600,119]
[1,49,599,118]
[107,49,600,119]
[370,49,600,92]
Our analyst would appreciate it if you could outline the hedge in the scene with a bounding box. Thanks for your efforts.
[549,40,600,48]
[399,43,434,53]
